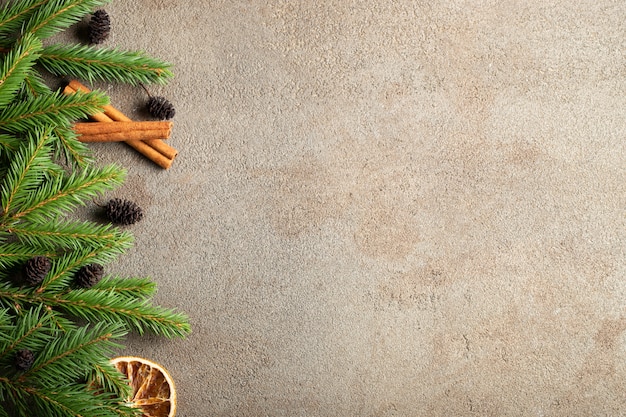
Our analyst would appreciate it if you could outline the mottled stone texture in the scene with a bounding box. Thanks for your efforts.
[90,1,626,416]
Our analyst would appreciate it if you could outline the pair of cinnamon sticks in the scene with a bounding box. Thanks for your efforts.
[63,80,177,169]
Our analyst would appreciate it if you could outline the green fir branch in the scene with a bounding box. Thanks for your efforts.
[0,133,21,155]
[0,33,42,108]
[17,72,51,99]
[0,128,52,218]
[8,219,132,252]
[9,163,125,223]
[91,275,157,298]
[0,243,55,269]
[0,90,108,134]
[22,0,111,40]
[0,307,52,363]
[55,289,191,338]
[0,0,48,37]
[36,238,133,293]
[87,361,133,402]
[7,380,137,417]
[39,43,174,85]
[51,124,94,167]
[18,321,125,385]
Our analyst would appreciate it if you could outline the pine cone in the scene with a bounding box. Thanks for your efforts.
[75,264,104,288]
[15,349,35,371]
[88,10,111,44]
[23,256,51,286]
[147,96,176,120]
[105,198,143,225]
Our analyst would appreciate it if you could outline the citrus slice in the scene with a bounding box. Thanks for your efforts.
[111,356,177,417]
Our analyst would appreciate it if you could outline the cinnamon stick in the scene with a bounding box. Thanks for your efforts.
[63,85,174,169]
[63,81,178,168]
[74,121,173,142]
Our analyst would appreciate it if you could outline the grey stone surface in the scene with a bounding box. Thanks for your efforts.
[77,1,626,416]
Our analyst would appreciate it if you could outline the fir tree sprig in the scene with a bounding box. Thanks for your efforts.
[0,128,54,218]
[0,281,191,339]
[39,43,175,85]
[0,0,47,38]
[7,163,125,223]
[0,243,54,269]
[6,220,132,252]
[51,124,93,167]
[0,308,139,417]
[16,72,51,100]
[0,90,108,134]
[22,0,111,40]
[36,237,134,293]
[0,33,41,108]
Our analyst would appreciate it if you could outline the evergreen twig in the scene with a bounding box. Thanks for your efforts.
[39,43,175,85]
[22,0,111,40]
[0,33,41,108]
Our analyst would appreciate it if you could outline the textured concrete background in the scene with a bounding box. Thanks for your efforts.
[73,1,626,416]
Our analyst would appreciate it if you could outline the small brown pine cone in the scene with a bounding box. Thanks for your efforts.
[15,349,35,371]
[147,96,176,120]
[24,256,51,286]
[75,264,104,288]
[105,198,143,225]
[88,10,111,44]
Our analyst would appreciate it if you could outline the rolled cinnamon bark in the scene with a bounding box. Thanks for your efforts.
[63,84,175,169]
[63,81,178,168]
[74,121,173,142]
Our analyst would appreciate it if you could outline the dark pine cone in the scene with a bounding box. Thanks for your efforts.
[74,264,104,288]
[147,96,176,120]
[24,256,51,286]
[15,349,35,371]
[88,10,111,44]
[105,198,143,225]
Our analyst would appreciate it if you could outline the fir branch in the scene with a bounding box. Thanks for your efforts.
[9,163,125,223]
[88,361,133,402]
[18,322,125,385]
[8,219,131,252]
[0,90,108,134]
[0,0,47,37]
[36,239,133,293]
[52,124,93,167]
[0,283,34,312]
[54,289,191,338]
[0,243,55,269]
[91,275,157,298]
[14,381,136,417]
[0,128,52,218]
[0,133,21,154]
[0,306,51,362]
[39,43,174,85]
[0,33,41,108]
[23,0,111,40]
[17,72,50,99]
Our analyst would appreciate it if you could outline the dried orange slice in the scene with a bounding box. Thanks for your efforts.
[111,356,177,417]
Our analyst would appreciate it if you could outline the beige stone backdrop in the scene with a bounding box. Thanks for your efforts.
[77,1,626,416]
